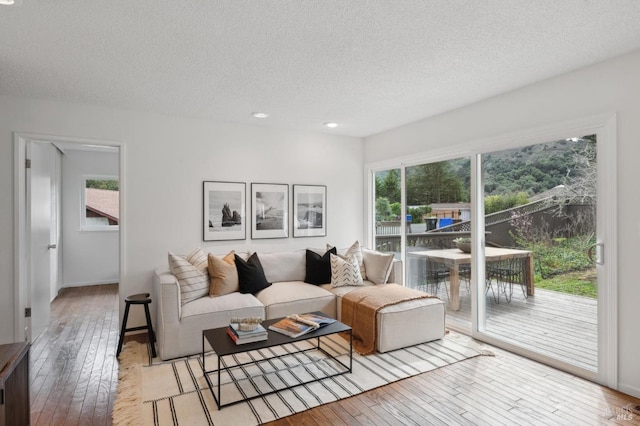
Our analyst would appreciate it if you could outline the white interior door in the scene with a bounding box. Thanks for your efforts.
[28,142,56,341]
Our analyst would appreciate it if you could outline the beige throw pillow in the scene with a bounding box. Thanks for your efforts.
[208,251,239,297]
[330,254,364,287]
[168,248,210,305]
[362,248,395,284]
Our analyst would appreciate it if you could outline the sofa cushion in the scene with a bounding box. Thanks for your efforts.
[330,253,364,287]
[168,249,209,305]
[255,281,336,319]
[236,253,272,294]
[328,240,366,280]
[305,247,336,285]
[180,291,264,319]
[208,251,239,297]
[258,250,306,283]
[320,282,376,319]
[362,248,395,284]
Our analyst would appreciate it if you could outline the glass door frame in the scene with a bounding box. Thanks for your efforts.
[364,113,617,388]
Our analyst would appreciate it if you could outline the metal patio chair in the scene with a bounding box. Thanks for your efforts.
[487,257,526,303]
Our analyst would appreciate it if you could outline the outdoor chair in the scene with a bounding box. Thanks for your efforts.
[459,264,471,292]
[424,258,450,301]
[457,263,503,304]
[485,261,501,303]
[487,258,527,303]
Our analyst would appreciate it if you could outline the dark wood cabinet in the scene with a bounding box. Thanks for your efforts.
[0,343,30,426]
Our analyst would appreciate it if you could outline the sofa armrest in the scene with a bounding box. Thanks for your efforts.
[388,258,403,285]
[154,267,181,318]
[153,267,183,360]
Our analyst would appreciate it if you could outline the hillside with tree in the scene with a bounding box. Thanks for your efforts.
[375,136,595,220]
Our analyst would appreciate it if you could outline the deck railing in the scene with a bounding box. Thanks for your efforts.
[375,231,474,253]
[375,197,562,252]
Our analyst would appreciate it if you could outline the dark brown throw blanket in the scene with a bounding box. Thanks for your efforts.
[341,284,438,355]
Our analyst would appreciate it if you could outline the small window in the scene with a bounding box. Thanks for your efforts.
[82,176,119,231]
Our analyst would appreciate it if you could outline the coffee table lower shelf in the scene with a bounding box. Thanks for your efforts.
[202,316,352,410]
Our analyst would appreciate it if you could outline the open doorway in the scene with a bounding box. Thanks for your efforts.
[14,133,123,343]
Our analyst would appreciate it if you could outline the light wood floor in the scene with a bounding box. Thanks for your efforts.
[31,285,640,425]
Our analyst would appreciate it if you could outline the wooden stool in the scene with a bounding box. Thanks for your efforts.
[116,293,157,358]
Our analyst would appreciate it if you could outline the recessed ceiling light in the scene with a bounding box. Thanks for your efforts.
[323,122,338,128]
[252,112,269,118]
[0,0,15,5]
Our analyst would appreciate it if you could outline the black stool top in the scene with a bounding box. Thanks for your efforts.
[125,293,151,304]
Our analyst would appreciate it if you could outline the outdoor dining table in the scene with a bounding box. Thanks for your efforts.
[408,247,535,311]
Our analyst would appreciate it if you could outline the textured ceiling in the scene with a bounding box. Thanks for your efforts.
[2,1,640,137]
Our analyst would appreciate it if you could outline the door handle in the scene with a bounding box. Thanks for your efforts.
[48,244,57,249]
[587,243,603,265]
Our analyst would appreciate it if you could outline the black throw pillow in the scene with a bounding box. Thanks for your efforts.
[304,247,337,285]
[235,253,272,294]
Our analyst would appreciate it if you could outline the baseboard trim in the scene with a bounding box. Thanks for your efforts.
[618,383,640,399]
[63,280,119,288]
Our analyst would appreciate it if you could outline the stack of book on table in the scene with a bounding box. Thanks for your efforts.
[227,322,268,345]
[268,312,336,338]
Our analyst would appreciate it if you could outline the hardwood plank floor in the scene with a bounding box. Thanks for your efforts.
[31,284,640,425]
[30,284,119,426]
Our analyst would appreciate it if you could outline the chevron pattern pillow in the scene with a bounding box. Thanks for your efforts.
[328,240,366,280]
[169,248,210,305]
[330,253,364,287]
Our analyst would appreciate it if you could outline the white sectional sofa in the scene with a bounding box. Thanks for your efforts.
[153,247,445,360]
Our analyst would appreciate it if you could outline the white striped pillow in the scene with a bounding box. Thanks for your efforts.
[330,253,364,287]
[169,248,209,305]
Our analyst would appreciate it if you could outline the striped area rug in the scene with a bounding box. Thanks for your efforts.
[113,332,491,425]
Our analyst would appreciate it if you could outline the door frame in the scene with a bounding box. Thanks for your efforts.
[13,132,125,342]
[364,113,617,389]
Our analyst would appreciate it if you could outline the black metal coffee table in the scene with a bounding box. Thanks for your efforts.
[202,312,352,409]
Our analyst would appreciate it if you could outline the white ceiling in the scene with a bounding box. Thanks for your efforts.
[2,1,640,138]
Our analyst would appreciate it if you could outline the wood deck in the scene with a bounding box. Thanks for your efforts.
[414,280,599,371]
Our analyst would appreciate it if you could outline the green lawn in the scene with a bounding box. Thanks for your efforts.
[534,269,597,298]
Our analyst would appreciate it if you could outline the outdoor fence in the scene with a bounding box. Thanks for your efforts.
[375,199,594,253]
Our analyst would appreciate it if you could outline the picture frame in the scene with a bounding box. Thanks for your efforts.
[293,184,327,237]
[203,181,246,241]
[251,183,289,239]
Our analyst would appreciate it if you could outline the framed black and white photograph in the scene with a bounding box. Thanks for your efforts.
[251,183,289,239]
[293,184,327,237]
[203,181,246,241]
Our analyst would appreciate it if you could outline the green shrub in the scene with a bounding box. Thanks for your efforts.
[390,202,401,217]
[485,192,529,214]
[375,197,391,221]
[517,235,594,280]
[407,206,431,223]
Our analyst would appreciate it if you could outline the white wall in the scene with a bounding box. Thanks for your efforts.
[61,149,120,287]
[0,95,363,344]
[364,49,640,397]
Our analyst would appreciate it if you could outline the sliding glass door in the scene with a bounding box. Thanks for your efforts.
[369,117,615,385]
[479,135,600,372]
